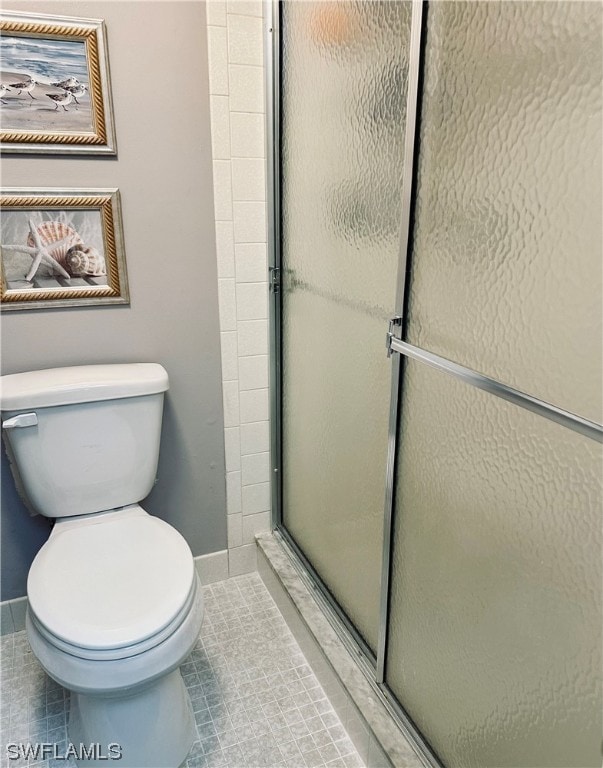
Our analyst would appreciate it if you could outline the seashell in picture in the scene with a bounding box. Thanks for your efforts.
[64,244,106,277]
[26,221,83,271]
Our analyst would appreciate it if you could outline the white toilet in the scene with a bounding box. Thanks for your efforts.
[0,363,204,768]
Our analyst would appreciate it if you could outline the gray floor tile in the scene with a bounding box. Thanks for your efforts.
[1,574,364,767]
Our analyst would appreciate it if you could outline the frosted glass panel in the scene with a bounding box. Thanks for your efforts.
[280,0,411,650]
[387,360,602,768]
[283,291,391,648]
[406,1,603,423]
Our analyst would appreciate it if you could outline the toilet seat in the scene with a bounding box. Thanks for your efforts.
[28,506,195,655]
[26,575,205,696]
[28,577,198,661]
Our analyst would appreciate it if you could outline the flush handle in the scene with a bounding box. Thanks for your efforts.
[2,412,38,429]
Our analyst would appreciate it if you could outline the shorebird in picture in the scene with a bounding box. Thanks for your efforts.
[47,90,73,111]
[64,82,87,105]
[8,76,37,99]
[0,84,8,103]
[51,76,80,89]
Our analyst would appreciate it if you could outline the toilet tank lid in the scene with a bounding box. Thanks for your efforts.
[0,363,169,410]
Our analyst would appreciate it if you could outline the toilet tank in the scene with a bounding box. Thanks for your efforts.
[0,364,169,518]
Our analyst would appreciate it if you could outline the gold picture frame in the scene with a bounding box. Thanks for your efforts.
[0,11,116,155]
[1,189,129,310]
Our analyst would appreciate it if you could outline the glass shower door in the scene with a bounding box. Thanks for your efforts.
[279,0,411,652]
[385,2,603,766]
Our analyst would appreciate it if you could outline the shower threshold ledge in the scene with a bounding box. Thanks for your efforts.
[255,531,432,768]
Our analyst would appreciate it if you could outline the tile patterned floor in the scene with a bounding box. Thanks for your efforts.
[0,573,365,768]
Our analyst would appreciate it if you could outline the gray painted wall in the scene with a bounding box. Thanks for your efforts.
[1,0,226,600]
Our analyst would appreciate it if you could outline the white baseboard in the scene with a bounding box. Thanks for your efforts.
[0,596,27,635]
[194,549,229,584]
[194,546,258,583]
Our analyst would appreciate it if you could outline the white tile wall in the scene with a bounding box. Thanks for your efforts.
[220,331,239,380]
[230,112,265,157]
[207,0,227,27]
[207,0,270,577]
[235,242,268,282]
[242,482,271,515]
[242,451,270,485]
[215,221,235,278]
[226,470,242,513]
[242,510,271,544]
[218,278,237,331]
[227,512,243,548]
[232,157,266,201]
[239,354,269,390]
[207,27,229,95]
[233,201,267,242]
[240,388,269,423]
[210,96,231,159]
[222,380,240,428]
[213,160,234,220]
[228,542,258,576]
[227,14,263,66]
[238,319,268,356]
[227,0,264,17]
[236,282,268,320]
[241,420,270,455]
[224,427,242,472]
[229,65,265,112]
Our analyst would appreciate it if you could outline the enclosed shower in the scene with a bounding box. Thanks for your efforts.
[266,1,602,767]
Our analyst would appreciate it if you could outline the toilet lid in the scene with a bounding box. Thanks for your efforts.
[28,513,195,650]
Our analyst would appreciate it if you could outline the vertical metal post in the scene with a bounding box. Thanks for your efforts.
[265,0,282,530]
[376,0,427,685]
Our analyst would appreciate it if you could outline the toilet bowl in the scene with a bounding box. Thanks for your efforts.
[0,364,204,768]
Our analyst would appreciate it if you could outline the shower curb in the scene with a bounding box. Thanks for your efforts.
[256,531,429,768]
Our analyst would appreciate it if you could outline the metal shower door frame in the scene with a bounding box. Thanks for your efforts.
[264,0,387,671]
[265,2,442,766]
[266,0,427,649]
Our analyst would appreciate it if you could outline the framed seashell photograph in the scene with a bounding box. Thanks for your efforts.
[0,188,129,310]
[0,11,116,155]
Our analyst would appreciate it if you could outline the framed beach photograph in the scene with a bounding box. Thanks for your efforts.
[0,11,116,154]
[1,189,129,310]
